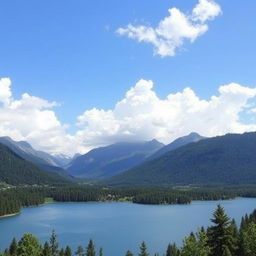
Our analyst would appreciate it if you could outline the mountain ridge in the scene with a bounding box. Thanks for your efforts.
[105,132,256,186]
[67,139,164,179]
[0,136,72,175]
[0,142,72,185]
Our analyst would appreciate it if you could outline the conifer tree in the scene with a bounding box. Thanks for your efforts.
[59,248,65,256]
[17,233,41,256]
[125,250,133,256]
[42,241,51,256]
[64,246,72,256]
[86,239,96,256]
[9,238,17,256]
[50,230,59,256]
[76,245,85,256]
[222,247,232,256]
[208,205,236,256]
[99,247,103,256]
[180,231,210,256]
[241,222,256,256]
[139,242,149,256]
[166,243,179,256]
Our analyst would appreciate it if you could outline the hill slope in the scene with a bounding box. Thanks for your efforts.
[0,137,71,174]
[0,143,71,185]
[67,140,164,179]
[148,132,205,160]
[106,132,256,186]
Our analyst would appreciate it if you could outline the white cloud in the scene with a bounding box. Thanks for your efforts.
[77,79,256,149]
[192,0,222,22]
[117,0,221,57]
[1,77,256,156]
[0,78,78,156]
[0,78,12,106]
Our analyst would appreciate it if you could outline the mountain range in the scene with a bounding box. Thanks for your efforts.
[148,132,205,160]
[106,132,256,186]
[0,136,71,175]
[0,142,72,186]
[1,131,256,187]
[66,139,164,179]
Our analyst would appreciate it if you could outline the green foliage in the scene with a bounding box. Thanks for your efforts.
[208,205,237,256]
[50,230,59,256]
[166,243,179,256]
[86,240,96,256]
[0,185,243,217]
[0,143,71,186]
[241,223,256,256]
[75,245,85,256]
[42,242,51,256]
[64,246,72,256]
[59,249,65,256]
[17,234,41,256]
[139,242,149,256]
[107,132,256,186]
[9,238,17,256]
[125,250,133,256]
[180,232,210,256]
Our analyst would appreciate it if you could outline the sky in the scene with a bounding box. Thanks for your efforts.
[0,0,256,156]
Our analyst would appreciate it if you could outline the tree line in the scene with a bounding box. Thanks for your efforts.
[1,205,256,256]
[0,186,240,217]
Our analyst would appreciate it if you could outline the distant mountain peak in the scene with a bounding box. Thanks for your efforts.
[148,132,205,160]
[106,132,256,186]
[67,139,164,179]
[0,136,72,169]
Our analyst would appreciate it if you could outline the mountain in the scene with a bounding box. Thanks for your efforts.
[106,132,256,186]
[0,137,71,174]
[0,143,72,185]
[67,139,164,179]
[50,153,73,167]
[148,132,205,160]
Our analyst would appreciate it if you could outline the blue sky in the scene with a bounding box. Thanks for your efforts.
[0,0,256,155]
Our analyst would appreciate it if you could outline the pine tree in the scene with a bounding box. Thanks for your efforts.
[208,205,236,256]
[241,222,256,256]
[64,246,72,256]
[42,242,51,256]
[139,242,149,256]
[99,247,103,256]
[59,248,65,256]
[222,247,232,256]
[166,243,179,256]
[9,238,17,256]
[125,250,133,256]
[180,231,210,256]
[17,233,41,256]
[86,239,96,256]
[50,230,59,256]
[76,245,85,256]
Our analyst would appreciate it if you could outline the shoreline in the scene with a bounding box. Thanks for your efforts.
[0,212,20,219]
[0,196,239,218]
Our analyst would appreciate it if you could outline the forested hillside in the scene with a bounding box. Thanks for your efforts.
[67,140,164,179]
[106,132,256,186]
[0,143,71,186]
[0,137,70,175]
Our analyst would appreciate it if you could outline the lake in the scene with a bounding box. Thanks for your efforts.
[0,198,256,255]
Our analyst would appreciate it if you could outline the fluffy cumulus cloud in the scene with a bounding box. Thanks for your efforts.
[76,79,256,149]
[0,78,78,156]
[117,0,222,57]
[1,77,256,155]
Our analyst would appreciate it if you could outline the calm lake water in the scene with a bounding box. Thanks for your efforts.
[0,198,256,255]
